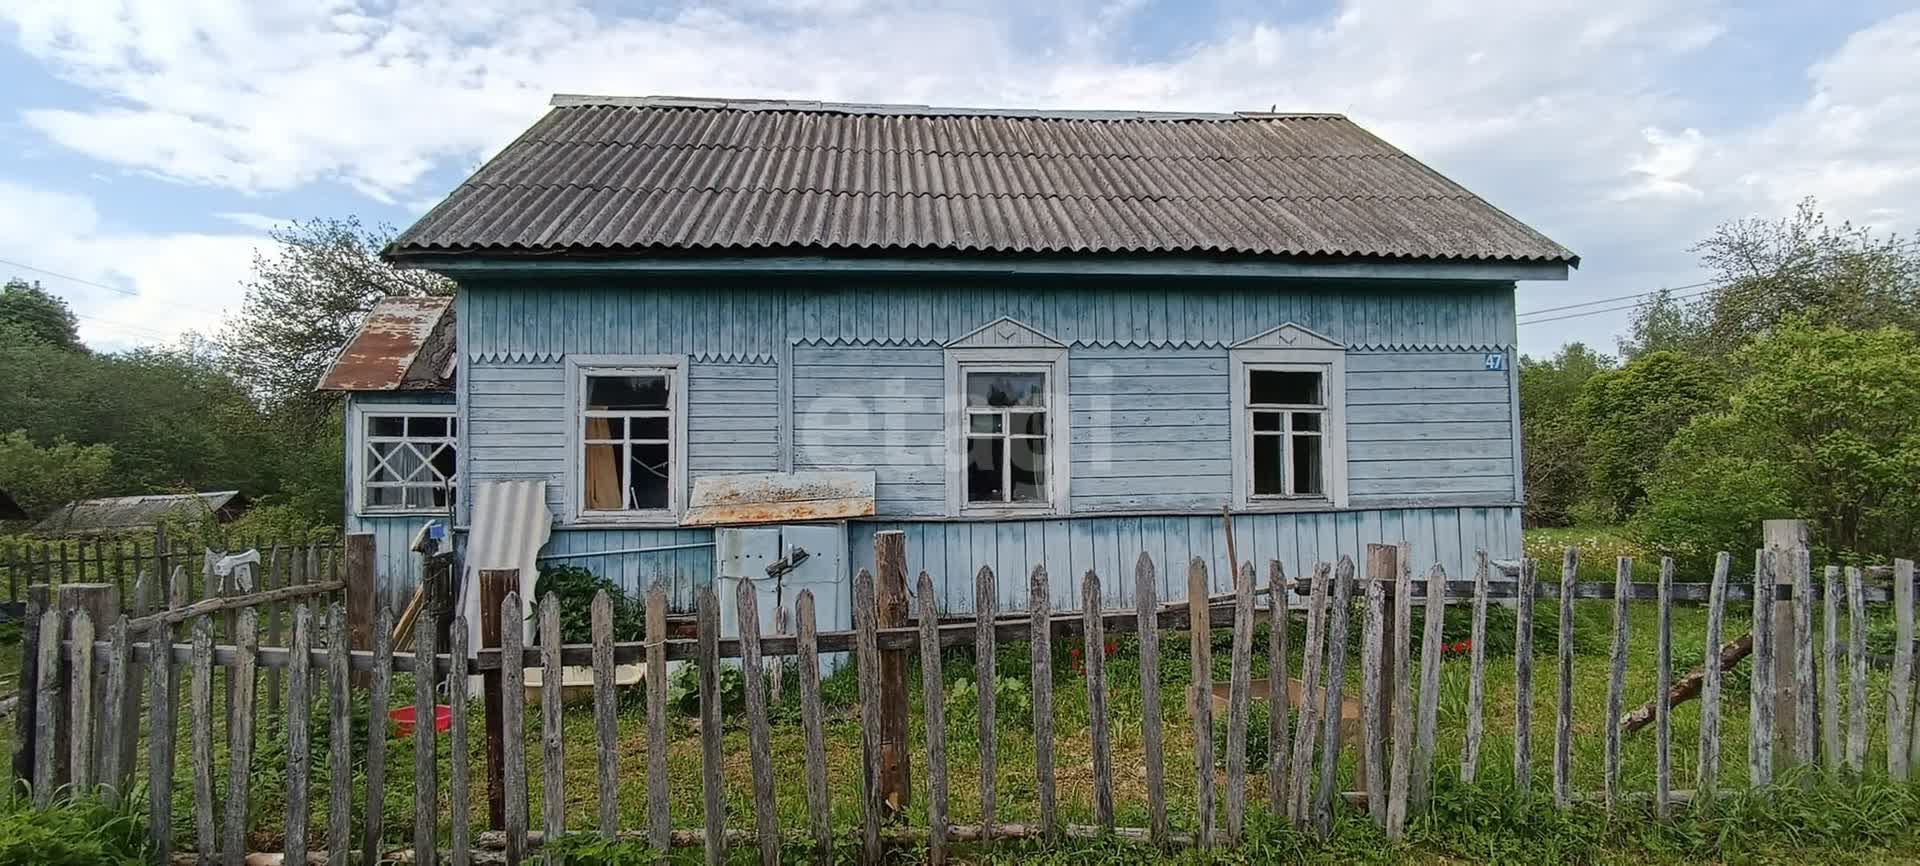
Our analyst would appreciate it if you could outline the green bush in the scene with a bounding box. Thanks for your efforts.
[0,792,149,866]
[532,564,644,644]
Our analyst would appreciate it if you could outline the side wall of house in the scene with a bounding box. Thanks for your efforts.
[343,390,457,607]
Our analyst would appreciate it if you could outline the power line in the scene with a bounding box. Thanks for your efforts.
[0,257,137,297]
[1518,287,1717,327]
[1517,279,1719,318]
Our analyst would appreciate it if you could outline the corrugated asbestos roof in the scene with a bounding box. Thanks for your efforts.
[389,95,1576,265]
[32,491,250,536]
[317,295,456,392]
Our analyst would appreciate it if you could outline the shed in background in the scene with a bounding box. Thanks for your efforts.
[32,490,252,536]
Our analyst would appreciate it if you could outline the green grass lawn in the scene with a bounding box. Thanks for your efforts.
[7,527,1920,864]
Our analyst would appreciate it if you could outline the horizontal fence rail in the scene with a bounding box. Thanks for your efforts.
[10,528,1920,864]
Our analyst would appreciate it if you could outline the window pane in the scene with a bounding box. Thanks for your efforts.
[630,416,669,440]
[969,414,1001,434]
[368,416,405,437]
[404,486,438,510]
[1013,411,1046,436]
[1249,369,1321,405]
[1253,410,1281,432]
[1252,434,1284,495]
[583,444,625,510]
[587,374,670,410]
[408,416,449,438]
[966,437,1005,503]
[430,443,457,483]
[584,417,622,440]
[1293,434,1324,496]
[367,442,404,483]
[367,486,405,508]
[1292,412,1322,433]
[1010,437,1047,502]
[629,444,671,510]
[965,371,1046,408]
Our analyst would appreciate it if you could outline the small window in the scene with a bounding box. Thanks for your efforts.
[964,370,1051,504]
[359,411,457,512]
[582,372,674,512]
[1247,367,1327,499]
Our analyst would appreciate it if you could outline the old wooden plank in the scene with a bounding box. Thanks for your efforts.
[1267,559,1292,817]
[415,614,440,866]
[1554,548,1577,809]
[33,606,63,810]
[919,572,951,865]
[69,608,96,793]
[501,593,528,866]
[1750,551,1775,788]
[873,532,913,822]
[540,594,565,863]
[147,613,176,861]
[974,565,1000,841]
[190,618,217,860]
[225,610,258,866]
[1894,559,1916,782]
[1461,550,1489,785]
[1847,566,1868,774]
[101,616,131,804]
[1604,557,1631,810]
[590,591,618,841]
[327,607,353,866]
[449,618,473,866]
[1315,557,1355,835]
[1656,559,1673,819]
[364,607,394,866]
[1791,550,1815,776]
[1411,563,1445,812]
[645,584,670,852]
[1032,565,1059,843]
[266,547,283,720]
[1135,554,1168,847]
[735,579,778,866]
[1697,553,1729,804]
[12,586,46,802]
[1384,550,1413,840]
[1084,570,1115,832]
[1187,557,1215,846]
[1360,552,1387,827]
[795,589,832,858]
[698,585,728,865]
[1291,562,1330,829]
[115,577,146,797]
[852,570,882,863]
[286,607,312,866]
[1224,562,1254,843]
[1822,565,1842,773]
[1514,558,1537,798]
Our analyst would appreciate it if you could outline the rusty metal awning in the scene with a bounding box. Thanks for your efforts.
[316,295,456,392]
[683,471,875,526]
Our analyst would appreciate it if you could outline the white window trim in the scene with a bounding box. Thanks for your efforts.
[347,401,458,517]
[1230,347,1348,511]
[944,346,1071,517]
[564,354,689,526]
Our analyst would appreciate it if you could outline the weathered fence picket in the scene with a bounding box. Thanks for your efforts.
[285,606,311,866]
[919,572,951,864]
[1225,563,1254,843]
[1315,557,1355,835]
[1187,558,1214,846]
[1136,554,1168,847]
[1823,564,1843,772]
[974,565,1000,841]
[590,591,618,841]
[1291,561,1329,829]
[1698,553,1729,803]
[1032,565,1059,842]
[1462,551,1489,785]
[1085,570,1115,832]
[1267,559,1291,817]
[1385,553,1413,839]
[1411,563,1444,811]
[795,589,831,858]
[1655,559,1673,819]
[735,579,777,866]
[1847,566,1869,774]
[1359,549,1387,826]
[1514,558,1537,799]
[1892,559,1916,781]
[1605,557,1631,810]
[1554,547,1577,809]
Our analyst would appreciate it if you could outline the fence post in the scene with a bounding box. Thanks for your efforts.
[478,567,517,832]
[1764,519,1806,767]
[56,582,120,793]
[345,532,376,688]
[9,584,49,791]
[873,530,913,820]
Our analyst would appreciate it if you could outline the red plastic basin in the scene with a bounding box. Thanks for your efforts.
[390,705,453,737]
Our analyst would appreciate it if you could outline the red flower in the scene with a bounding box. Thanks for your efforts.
[1104,641,1119,657]
[1451,640,1469,654]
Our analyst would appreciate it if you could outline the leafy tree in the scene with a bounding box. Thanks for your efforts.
[0,431,114,515]
[1636,320,1920,563]
[219,217,452,414]
[1624,198,1920,358]
[1518,342,1613,526]
[0,279,83,351]
[1575,351,1723,522]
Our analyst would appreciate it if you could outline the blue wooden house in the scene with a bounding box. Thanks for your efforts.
[329,94,1575,618]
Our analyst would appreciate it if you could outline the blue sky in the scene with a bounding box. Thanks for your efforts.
[1,0,1916,356]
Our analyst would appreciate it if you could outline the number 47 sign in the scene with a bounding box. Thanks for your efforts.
[1483,352,1507,371]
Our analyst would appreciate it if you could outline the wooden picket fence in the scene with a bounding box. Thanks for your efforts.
[0,530,344,606]
[12,530,1920,864]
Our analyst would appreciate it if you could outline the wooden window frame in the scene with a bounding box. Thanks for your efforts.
[564,354,689,526]
[944,346,1071,517]
[348,402,458,517]
[1230,347,1348,511]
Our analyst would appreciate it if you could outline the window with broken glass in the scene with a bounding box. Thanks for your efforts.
[1247,366,1327,498]
[581,371,674,513]
[360,413,457,511]
[962,368,1051,506]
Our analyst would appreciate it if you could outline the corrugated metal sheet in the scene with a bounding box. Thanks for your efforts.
[32,491,249,536]
[317,296,457,392]
[390,96,1576,265]
[458,480,551,644]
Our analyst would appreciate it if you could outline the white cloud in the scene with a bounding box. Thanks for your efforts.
[0,181,263,349]
[2,1,1919,351]
[214,211,290,232]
